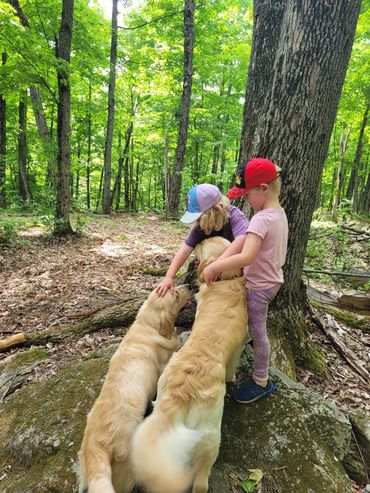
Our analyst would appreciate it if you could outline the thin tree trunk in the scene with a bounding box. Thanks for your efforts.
[167,0,195,218]
[112,123,133,209]
[86,80,92,210]
[96,168,104,211]
[331,125,351,218]
[29,88,56,187]
[75,138,80,199]
[18,91,31,201]
[8,0,56,188]
[102,0,118,214]
[164,127,170,217]
[346,103,369,201]
[54,0,74,236]
[124,155,130,210]
[0,53,6,208]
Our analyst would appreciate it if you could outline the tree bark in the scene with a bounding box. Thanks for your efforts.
[18,91,31,201]
[0,52,6,208]
[167,0,195,218]
[102,0,118,215]
[86,79,92,209]
[332,125,351,217]
[55,0,74,236]
[239,0,361,370]
[346,103,369,201]
[164,127,170,217]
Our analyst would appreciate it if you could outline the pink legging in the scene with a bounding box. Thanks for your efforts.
[247,285,281,381]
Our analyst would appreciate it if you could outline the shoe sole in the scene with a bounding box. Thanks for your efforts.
[233,385,276,404]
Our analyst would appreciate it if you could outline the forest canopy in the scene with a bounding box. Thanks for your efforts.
[0,0,369,217]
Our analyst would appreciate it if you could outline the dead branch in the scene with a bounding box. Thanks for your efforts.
[0,333,26,352]
[310,307,370,384]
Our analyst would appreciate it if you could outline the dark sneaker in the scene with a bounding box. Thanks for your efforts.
[232,378,276,404]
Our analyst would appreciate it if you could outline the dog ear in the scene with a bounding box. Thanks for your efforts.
[159,313,175,339]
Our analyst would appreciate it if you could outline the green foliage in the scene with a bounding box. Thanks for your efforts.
[0,218,18,242]
[306,211,369,291]
[0,0,368,218]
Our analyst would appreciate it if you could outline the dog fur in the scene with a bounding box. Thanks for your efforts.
[131,237,247,493]
[78,285,191,493]
[194,236,242,282]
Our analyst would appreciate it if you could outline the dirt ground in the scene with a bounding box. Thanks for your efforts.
[0,212,369,419]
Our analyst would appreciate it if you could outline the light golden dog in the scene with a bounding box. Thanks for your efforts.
[78,285,191,493]
[131,237,247,493]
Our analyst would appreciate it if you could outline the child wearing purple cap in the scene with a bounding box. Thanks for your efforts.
[156,183,249,297]
[203,158,288,404]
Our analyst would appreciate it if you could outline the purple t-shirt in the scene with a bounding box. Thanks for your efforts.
[184,206,249,248]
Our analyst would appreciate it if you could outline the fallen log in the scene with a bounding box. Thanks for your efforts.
[0,298,196,352]
[310,307,370,384]
[0,267,199,352]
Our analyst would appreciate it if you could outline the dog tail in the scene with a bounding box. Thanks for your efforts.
[78,447,116,493]
[131,410,202,493]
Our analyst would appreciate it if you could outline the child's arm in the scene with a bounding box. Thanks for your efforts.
[202,233,262,284]
[156,243,194,297]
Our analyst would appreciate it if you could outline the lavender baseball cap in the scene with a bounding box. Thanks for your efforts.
[180,184,222,224]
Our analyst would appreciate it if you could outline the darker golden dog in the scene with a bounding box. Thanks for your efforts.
[78,285,191,493]
[131,237,247,493]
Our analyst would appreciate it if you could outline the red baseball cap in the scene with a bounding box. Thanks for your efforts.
[226,158,279,200]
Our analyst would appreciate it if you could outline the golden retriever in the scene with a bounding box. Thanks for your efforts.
[78,285,191,493]
[131,237,247,493]
[195,236,242,282]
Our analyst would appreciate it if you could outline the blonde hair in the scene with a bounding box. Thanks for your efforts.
[267,165,282,195]
[199,196,230,234]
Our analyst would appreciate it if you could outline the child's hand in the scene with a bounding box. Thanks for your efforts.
[156,276,174,297]
[202,264,220,285]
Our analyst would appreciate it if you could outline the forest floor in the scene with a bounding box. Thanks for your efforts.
[0,210,369,421]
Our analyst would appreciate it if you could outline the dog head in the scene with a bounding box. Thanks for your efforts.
[194,237,241,282]
[145,285,191,339]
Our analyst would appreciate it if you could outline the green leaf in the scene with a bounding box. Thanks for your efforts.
[239,469,263,492]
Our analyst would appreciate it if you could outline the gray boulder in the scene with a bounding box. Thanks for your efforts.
[0,346,353,493]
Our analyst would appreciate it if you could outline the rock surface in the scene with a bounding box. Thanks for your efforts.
[0,345,354,493]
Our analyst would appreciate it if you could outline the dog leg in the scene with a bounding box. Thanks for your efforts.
[225,345,243,383]
[191,434,220,493]
[112,460,135,493]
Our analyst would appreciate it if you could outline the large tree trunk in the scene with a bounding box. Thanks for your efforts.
[167,0,195,219]
[54,0,74,236]
[0,53,6,208]
[240,0,361,372]
[18,91,31,202]
[102,0,118,215]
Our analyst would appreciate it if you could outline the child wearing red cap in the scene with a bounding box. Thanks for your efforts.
[156,183,249,297]
[203,158,288,404]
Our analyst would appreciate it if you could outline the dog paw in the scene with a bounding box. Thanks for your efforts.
[178,330,191,346]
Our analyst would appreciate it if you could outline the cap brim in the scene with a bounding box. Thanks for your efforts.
[226,186,245,200]
[180,211,203,224]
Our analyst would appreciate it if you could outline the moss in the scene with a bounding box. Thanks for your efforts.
[311,301,370,333]
[300,342,328,376]
[5,348,50,369]
[137,265,168,276]
[0,351,111,492]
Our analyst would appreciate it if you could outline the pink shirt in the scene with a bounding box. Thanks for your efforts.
[243,208,288,291]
